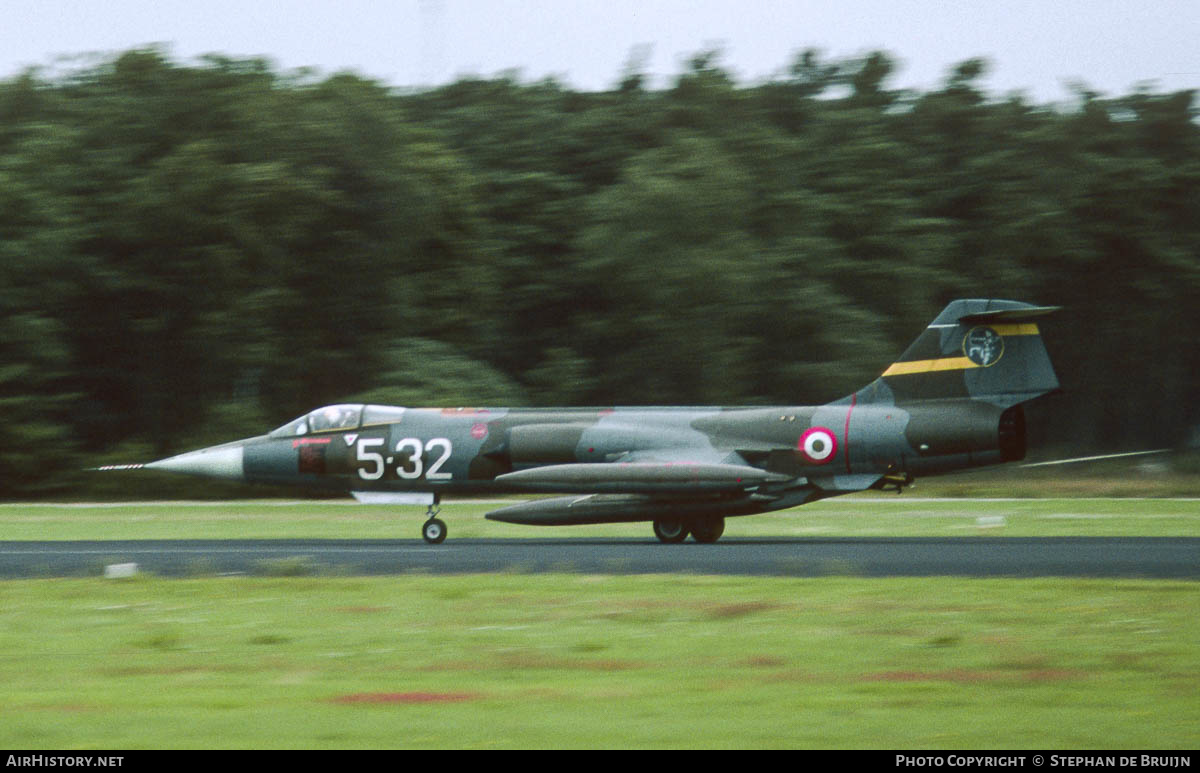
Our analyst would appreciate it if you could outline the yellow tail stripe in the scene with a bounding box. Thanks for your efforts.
[990,323,1039,336]
[882,357,978,377]
[882,324,1041,376]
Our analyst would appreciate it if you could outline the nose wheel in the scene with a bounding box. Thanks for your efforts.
[422,517,447,544]
[421,496,447,544]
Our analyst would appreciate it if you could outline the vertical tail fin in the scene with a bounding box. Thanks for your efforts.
[866,299,1061,407]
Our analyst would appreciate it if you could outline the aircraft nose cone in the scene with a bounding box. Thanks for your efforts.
[145,441,246,481]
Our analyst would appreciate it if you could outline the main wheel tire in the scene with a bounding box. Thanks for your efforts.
[652,518,689,544]
[422,517,447,544]
[690,518,725,544]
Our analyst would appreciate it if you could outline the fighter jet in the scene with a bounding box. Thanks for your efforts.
[120,299,1061,543]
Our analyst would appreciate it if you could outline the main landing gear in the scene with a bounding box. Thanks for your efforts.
[652,517,725,544]
[422,495,447,544]
[652,518,688,543]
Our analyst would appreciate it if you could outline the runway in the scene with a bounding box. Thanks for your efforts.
[0,537,1196,578]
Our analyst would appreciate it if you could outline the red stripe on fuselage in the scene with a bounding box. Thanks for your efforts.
[843,392,857,473]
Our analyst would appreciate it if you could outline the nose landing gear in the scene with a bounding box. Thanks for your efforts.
[422,495,446,544]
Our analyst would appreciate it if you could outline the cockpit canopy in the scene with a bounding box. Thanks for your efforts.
[268,404,408,438]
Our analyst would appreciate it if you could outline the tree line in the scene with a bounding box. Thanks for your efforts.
[1,47,1196,496]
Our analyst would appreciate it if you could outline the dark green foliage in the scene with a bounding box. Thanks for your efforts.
[1,48,1195,496]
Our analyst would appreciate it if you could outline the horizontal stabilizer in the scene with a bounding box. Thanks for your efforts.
[496,462,790,494]
[958,305,1061,324]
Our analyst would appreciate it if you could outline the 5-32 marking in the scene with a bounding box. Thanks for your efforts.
[356,437,453,481]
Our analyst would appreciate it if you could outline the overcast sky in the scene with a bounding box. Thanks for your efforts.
[4,1,1197,102]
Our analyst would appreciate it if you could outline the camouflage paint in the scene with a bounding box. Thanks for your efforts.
[148,299,1061,542]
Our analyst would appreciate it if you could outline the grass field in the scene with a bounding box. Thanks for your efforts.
[0,495,1196,749]
[0,573,1195,749]
[0,495,1197,541]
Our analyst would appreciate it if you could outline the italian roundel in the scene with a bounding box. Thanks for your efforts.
[798,427,838,465]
